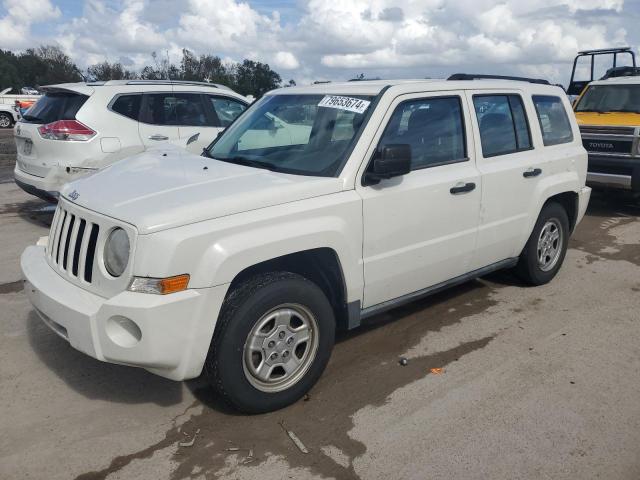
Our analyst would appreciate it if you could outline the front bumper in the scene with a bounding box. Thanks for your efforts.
[586,154,640,192]
[21,244,229,380]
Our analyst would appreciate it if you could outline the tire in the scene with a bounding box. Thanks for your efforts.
[0,113,12,129]
[516,202,570,285]
[204,271,336,413]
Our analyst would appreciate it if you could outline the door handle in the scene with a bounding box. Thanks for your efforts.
[450,182,476,195]
[523,168,542,178]
[148,134,169,141]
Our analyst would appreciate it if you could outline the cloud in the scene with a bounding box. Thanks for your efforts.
[273,51,300,70]
[1,0,636,85]
[0,0,60,49]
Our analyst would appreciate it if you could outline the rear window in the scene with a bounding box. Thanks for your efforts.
[532,95,574,146]
[22,92,88,124]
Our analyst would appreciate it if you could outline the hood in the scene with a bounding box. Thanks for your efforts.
[575,111,640,126]
[61,144,344,234]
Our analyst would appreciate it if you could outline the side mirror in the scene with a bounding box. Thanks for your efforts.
[364,144,411,185]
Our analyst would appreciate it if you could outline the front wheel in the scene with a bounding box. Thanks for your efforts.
[204,272,335,413]
[516,202,570,285]
[0,113,13,128]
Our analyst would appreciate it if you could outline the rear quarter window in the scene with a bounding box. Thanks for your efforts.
[22,92,88,124]
[111,94,141,121]
[532,95,574,146]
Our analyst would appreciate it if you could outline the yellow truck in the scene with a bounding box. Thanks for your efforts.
[570,48,640,194]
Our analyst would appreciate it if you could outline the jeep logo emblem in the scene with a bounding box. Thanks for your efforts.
[588,142,614,150]
[69,190,80,201]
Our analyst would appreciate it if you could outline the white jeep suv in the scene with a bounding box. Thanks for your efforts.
[14,80,248,202]
[21,76,591,413]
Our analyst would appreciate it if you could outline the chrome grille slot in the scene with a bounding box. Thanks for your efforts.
[47,205,101,284]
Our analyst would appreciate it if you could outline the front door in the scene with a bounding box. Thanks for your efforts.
[358,92,481,309]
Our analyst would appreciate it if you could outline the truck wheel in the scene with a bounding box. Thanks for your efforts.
[204,271,335,413]
[516,202,569,285]
[0,113,12,128]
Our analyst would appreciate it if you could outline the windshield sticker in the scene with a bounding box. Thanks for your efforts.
[318,95,371,114]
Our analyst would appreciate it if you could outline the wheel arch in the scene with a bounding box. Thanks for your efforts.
[227,248,353,331]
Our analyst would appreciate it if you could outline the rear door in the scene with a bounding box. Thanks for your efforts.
[465,90,546,269]
[138,89,180,148]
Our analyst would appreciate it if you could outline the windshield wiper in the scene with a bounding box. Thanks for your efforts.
[210,155,278,172]
[576,109,610,114]
[607,109,640,114]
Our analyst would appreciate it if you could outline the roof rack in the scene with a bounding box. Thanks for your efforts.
[578,47,632,55]
[124,80,232,90]
[448,73,550,85]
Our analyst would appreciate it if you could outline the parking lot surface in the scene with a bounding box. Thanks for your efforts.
[1,127,639,479]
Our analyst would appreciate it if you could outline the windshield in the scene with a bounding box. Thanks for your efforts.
[576,84,640,113]
[206,94,374,177]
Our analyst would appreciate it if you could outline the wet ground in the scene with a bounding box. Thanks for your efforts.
[1,138,639,479]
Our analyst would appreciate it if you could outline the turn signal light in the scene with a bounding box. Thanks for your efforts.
[38,120,96,141]
[128,274,190,295]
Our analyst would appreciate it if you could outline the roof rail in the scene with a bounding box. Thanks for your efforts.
[124,80,231,90]
[578,47,632,55]
[448,73,550,85]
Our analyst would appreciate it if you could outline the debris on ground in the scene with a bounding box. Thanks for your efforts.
[303,394,311,402]
[225,447,241,452]
[399,357,408,366]
[430,368,444,374]
[178,428,200,447]
[279,421,309,454]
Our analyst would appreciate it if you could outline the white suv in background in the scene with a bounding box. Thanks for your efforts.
[13,80,249,201]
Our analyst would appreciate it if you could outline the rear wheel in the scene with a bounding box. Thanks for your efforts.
[516,202,569,285]
[0,113,12,128]
[204,271,335,413]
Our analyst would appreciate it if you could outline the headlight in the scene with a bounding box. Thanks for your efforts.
[104,228,130,277]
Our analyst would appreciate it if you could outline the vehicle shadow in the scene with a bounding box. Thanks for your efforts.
[25,311,183,406]
[586,190,640,218]
[188,273,522,412]
[0,197,56,228]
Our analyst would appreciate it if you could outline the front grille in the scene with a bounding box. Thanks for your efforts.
[579,125,636,136]
[47,206,100,283]
[582,138,634,155]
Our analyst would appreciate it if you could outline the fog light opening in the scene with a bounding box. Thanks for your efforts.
[106,316,142,348]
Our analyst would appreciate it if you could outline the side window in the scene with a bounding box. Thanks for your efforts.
[111,94,141,121]
[532,95,574,146]
[473,94,532,157]
[173,93,208,126]
[377,96,467,170]
[208,96,247,127]
[139,93,176,125]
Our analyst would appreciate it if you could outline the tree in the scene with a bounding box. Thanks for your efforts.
[0,50,22,91]
[232,60,282,97]
[26,45,83,85]
[86,61,136,81]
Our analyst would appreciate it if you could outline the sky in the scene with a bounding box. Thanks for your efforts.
[1,0,639,86]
